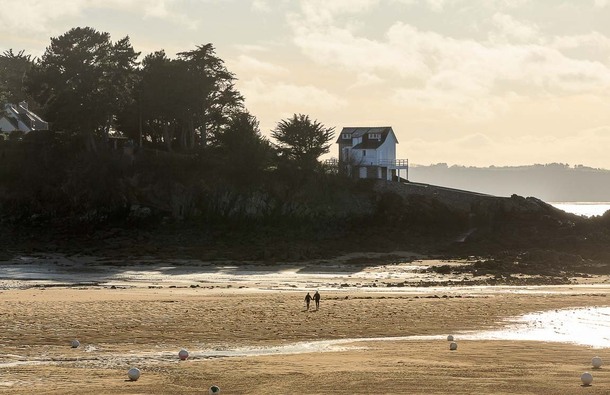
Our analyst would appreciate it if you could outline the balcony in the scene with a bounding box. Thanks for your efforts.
[325,158,408,168]
[377,159,409,168]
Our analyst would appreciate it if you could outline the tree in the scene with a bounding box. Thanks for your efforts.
[0,49,34,106]
[116,50,185,149]
[176,44,244,149]
[116,44,244,151]
[212,111,272,185]
[271,114,335,171]
[25,27,139,151]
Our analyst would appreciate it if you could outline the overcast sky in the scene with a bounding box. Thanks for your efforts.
[2,0,610,167]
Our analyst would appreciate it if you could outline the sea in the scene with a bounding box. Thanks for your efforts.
[549,202,610,217]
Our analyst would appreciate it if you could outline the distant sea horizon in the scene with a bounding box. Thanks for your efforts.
[549,202,610,217]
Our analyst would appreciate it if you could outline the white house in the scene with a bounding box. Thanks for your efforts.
[336,126,408,181]
[0,102,49,139]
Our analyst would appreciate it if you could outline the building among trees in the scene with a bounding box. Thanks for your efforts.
[0,101,48,139]
[337,126,408,181]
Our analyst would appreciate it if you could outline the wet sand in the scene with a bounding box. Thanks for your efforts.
[1,256,610,394]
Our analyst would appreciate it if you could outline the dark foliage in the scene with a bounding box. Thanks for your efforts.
[25,27,139,151]
[271,114,334,172]
[0,49,35,106]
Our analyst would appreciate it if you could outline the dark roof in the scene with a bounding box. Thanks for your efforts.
[337,126,397,149]
[337,127,393,142]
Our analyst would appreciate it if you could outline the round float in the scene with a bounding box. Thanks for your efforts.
[128,367,141,381]
[592,356,602,369]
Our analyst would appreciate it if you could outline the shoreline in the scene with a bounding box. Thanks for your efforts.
[1,251,607,291]
[1,287,609,393]
[1,253,609,393]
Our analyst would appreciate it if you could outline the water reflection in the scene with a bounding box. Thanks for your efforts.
[464,306,610,348]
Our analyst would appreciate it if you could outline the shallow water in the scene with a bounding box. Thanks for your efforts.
[550,202,610,217]
[465,306,610,348]
[1,307,607,371]
[197,306,610,353]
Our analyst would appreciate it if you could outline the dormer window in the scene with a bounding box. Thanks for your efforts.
[342,133,351,139]
[368,133,381,140]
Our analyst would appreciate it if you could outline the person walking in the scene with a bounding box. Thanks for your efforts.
[305,292,312,310]
[313,290,320,310]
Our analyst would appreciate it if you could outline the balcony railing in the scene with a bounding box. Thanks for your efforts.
[323,158,409,169]
[324,158,409,168]
[377,159,408,168]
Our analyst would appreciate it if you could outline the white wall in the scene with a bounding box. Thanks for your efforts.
[0,117,15,132]
[351,148,378,165]
[376,137,396,162]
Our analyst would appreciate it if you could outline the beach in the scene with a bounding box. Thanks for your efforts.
[1,254,609,394]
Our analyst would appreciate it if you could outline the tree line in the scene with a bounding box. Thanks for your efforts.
[0,27,355,226]
[1,26,334,172]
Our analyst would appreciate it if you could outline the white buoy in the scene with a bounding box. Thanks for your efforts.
[179,349,189,361]
[581,372,593,386]
[70,339,80,348]
[592,356,603,369]
[128,368,141,381]
[209,385,221,394]
[449,342,458,351]
[447,335,454,341]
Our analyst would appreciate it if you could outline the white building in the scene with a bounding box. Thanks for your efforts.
[336,126,408,181]
[0,102,49,138]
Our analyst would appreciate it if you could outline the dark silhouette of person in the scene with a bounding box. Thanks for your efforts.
[313,291,320,310]
[305,292,312,310]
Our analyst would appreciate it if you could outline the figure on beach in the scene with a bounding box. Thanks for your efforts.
[305,292,312,310]
[313,290,320,310]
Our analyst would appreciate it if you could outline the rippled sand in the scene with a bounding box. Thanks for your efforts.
[0,255,609,394]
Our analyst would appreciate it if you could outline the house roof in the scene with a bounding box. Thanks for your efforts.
[0,102,49,133]
[337,126,398,149]
[4,116,19,129]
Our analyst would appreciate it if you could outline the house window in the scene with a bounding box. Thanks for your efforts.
[362,150,366,156]
[342,133,351,139]
[368,133,381,139]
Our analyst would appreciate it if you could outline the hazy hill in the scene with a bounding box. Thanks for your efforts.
[409,163,610,202]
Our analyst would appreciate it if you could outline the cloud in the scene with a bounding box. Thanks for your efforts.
[349,72,385,88]
[0,0,198,33]
[393,88,515,122]
[426,0,447,12]
[393,0,531,11]
[0,0,81,33]
[240,78,347,111]
[294,0,380,26]
[490,12,540,43]
[251,0,272,13]
[391,0,449,12]
[230,55,288,75]
[289,1,610,121]
[551,31,610,52]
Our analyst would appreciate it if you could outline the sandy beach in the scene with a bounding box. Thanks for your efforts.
[1,254,609,394]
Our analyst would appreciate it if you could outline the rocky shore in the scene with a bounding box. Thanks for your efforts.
[1,180,609,285]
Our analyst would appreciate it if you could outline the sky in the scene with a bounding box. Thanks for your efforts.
[2,0,610,168]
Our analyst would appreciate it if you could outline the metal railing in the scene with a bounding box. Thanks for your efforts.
[377,159,409,167]
[324,158,409,168]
